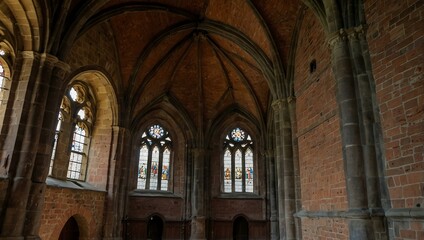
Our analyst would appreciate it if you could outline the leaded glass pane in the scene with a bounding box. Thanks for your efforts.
[231,128,245,142]
[68,124,86,180]
[234,149,243,192]
[68,152,83,179]
[245,148,254,193]
[72,125,86,153]
[149,146,160,190]
[149,125,164,139]
[161,148,170,191]
[224,149,232,192]
[137,145,148,189]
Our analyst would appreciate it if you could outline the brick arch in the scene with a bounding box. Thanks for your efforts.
[49,207,95,240]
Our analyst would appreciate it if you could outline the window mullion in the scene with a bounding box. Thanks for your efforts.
[231,149,235,192]
[146,146,153,189]
[157,146,163,190]
[242,148,246,192]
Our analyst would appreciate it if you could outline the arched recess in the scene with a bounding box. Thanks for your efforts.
[147,214,165,240]
[60,67,119,189]
[207,106,264,197]
[233,215,249,240]
[49,211,93,240]
[130,94,195,194]
[59,216,80,240]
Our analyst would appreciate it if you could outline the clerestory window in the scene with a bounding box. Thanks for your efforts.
[137,124,172,191]
[223,127,254,193]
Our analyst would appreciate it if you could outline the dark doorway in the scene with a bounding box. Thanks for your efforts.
[59,216,80,240]
[147,215,163,240]
[233,216,248,240]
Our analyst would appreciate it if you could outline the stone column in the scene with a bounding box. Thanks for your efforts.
[0,52,59,238]
[103,126,132,239]
[24,60,70,239]
[328,29,373,239]
[272,98,296,240]
[190,147,206,240]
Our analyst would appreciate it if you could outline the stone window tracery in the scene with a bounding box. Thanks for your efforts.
[223,127,254,193]
[137,124,172,191]
[49,82,95,181]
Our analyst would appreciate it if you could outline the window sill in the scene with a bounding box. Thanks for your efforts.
[217,192,263,199]
[46,177,105,192]
[129,190,182,198]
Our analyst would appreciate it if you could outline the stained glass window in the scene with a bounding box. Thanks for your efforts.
[223,127,254,193]
[137,124,172,191]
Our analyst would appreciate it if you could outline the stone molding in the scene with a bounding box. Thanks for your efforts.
[295,208,424,219]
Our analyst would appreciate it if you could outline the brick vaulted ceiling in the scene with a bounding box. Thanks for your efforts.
[65,0,301,128]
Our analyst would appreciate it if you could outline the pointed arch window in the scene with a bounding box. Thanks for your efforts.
[49,83,95,181]
[0,60,11,103]
[66,84,94,180]
[223,127,254,193]
[137,124,172,191]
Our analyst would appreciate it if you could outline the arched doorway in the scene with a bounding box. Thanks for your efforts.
[147,215,164,240]
[233,216,248,240]
[59,216,80,240]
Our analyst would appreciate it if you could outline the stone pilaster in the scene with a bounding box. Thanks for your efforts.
[190,147,206,240]
[272,98,296,240]
[103,126,132,239]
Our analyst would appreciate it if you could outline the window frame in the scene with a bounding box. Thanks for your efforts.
[222,127,255,194]
[136,124,173,191]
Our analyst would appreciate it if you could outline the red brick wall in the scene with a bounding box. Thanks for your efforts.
[365,0,423,210]
[39,186,106,240]
[294,8,348,239]
[365,0,423,238]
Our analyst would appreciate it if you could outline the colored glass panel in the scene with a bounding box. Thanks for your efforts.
[231,128,245,142]
[161,148,170,191]
[234,149,243,192]
[245,148,254,193]
[137,145,149,189]
[224,149,232,192]
[149,125,164,139]
[149,146,160,190]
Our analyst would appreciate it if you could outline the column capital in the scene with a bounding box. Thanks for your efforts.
[271,97,295,111]
[328,24,368,48]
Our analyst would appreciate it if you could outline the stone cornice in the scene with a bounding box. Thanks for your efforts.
[295,208,424,219]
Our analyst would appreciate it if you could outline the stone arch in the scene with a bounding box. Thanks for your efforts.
[233,214,249,240]
[207,107,264,197]
[130,98,192,194]
[0,0,44,51]
[62,68,119,188]
[147,213,165,240]
[50,209,94,240]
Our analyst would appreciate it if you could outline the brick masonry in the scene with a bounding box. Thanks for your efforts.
[294,8,349,239]
[365,0,424,238]
[39,186,106,240]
